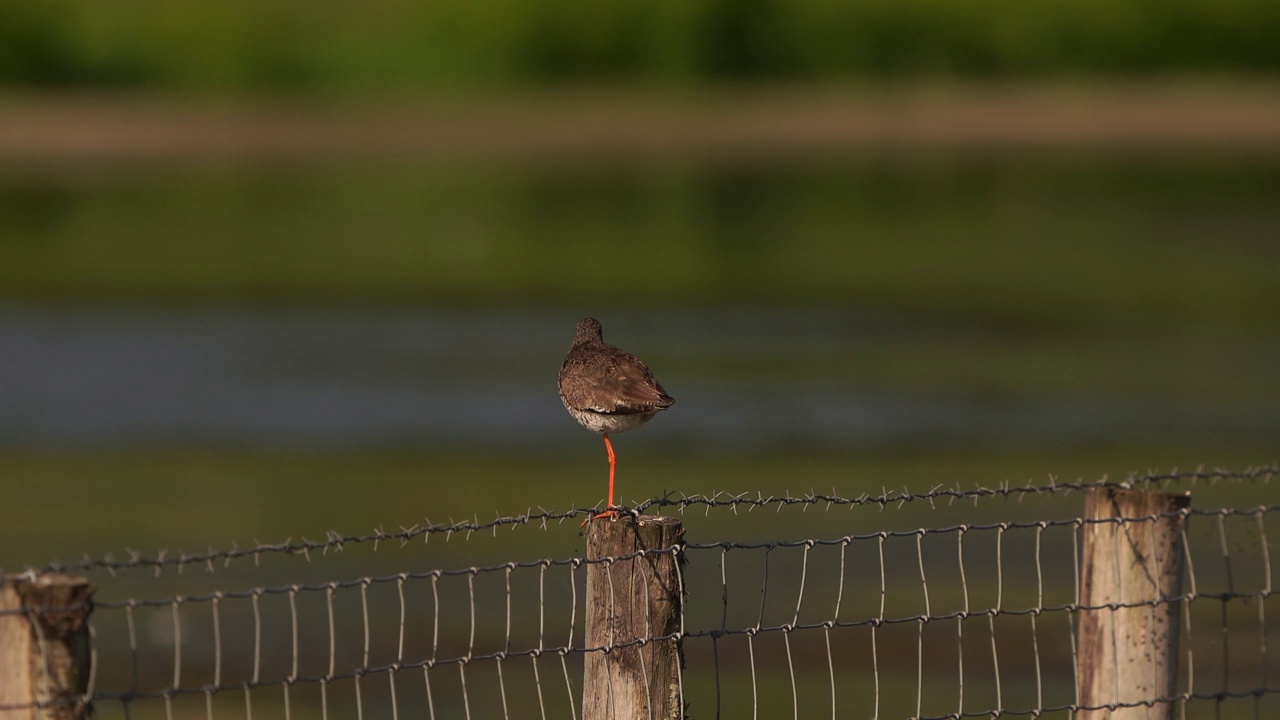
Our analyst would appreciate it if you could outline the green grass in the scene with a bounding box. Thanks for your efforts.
[5,446,1273,571]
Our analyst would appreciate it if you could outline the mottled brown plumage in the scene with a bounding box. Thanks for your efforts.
[558,317,674,518]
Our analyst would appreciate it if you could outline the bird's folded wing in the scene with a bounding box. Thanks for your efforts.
[562,362,672,415]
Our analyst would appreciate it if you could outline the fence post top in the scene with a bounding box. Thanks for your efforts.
[1086,486,1192,512]
[3,571,94,592]
[582,514,683,533]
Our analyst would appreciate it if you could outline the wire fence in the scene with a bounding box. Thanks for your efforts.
[2,465,1277,720]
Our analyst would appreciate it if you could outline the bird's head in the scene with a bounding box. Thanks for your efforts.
[572,317,604,346]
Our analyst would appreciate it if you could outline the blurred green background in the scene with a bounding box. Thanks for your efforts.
[2,2,1278,718]
[4,0,1280,91]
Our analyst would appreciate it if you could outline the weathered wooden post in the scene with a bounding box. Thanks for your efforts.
[0,573,95,720]
[583,515,684,720]
[1076,488,1189,720]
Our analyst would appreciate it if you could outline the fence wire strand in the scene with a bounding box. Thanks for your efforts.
[22,465,1273,579]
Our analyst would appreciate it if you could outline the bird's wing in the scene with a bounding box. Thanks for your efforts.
[560,353,673,415]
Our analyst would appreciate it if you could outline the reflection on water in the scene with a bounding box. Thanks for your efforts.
[2,305,1276,452]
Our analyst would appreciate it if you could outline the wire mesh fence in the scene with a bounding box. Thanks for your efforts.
[2,466,1277,719]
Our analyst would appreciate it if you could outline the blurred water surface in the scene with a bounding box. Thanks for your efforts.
[1,304,1278,453]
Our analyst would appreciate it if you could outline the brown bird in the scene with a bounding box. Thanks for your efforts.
[558,317,675,520]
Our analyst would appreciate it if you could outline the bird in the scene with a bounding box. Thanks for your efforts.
[558,317,675,521]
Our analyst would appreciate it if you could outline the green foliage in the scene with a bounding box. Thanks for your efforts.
[1,0,1278,91]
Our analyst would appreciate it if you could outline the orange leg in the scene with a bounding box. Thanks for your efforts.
[586,433,621,523]
[603,433,617,507]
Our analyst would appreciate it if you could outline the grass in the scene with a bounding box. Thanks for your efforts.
[5,445,1274,571]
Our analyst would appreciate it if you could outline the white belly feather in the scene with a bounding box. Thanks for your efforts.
[563,403,657,435]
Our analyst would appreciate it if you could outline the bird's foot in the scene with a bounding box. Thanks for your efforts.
[579,505,636,527]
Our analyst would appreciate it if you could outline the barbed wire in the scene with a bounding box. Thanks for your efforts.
[27,464,1275,578]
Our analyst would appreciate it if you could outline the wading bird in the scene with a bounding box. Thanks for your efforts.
[558,318,675,521]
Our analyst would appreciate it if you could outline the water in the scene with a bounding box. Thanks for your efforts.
[2,304,1276,452]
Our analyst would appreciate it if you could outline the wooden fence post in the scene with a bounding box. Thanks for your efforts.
[583,515,684,720]
[1076,487,1190,720]
[0,573,95,720]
